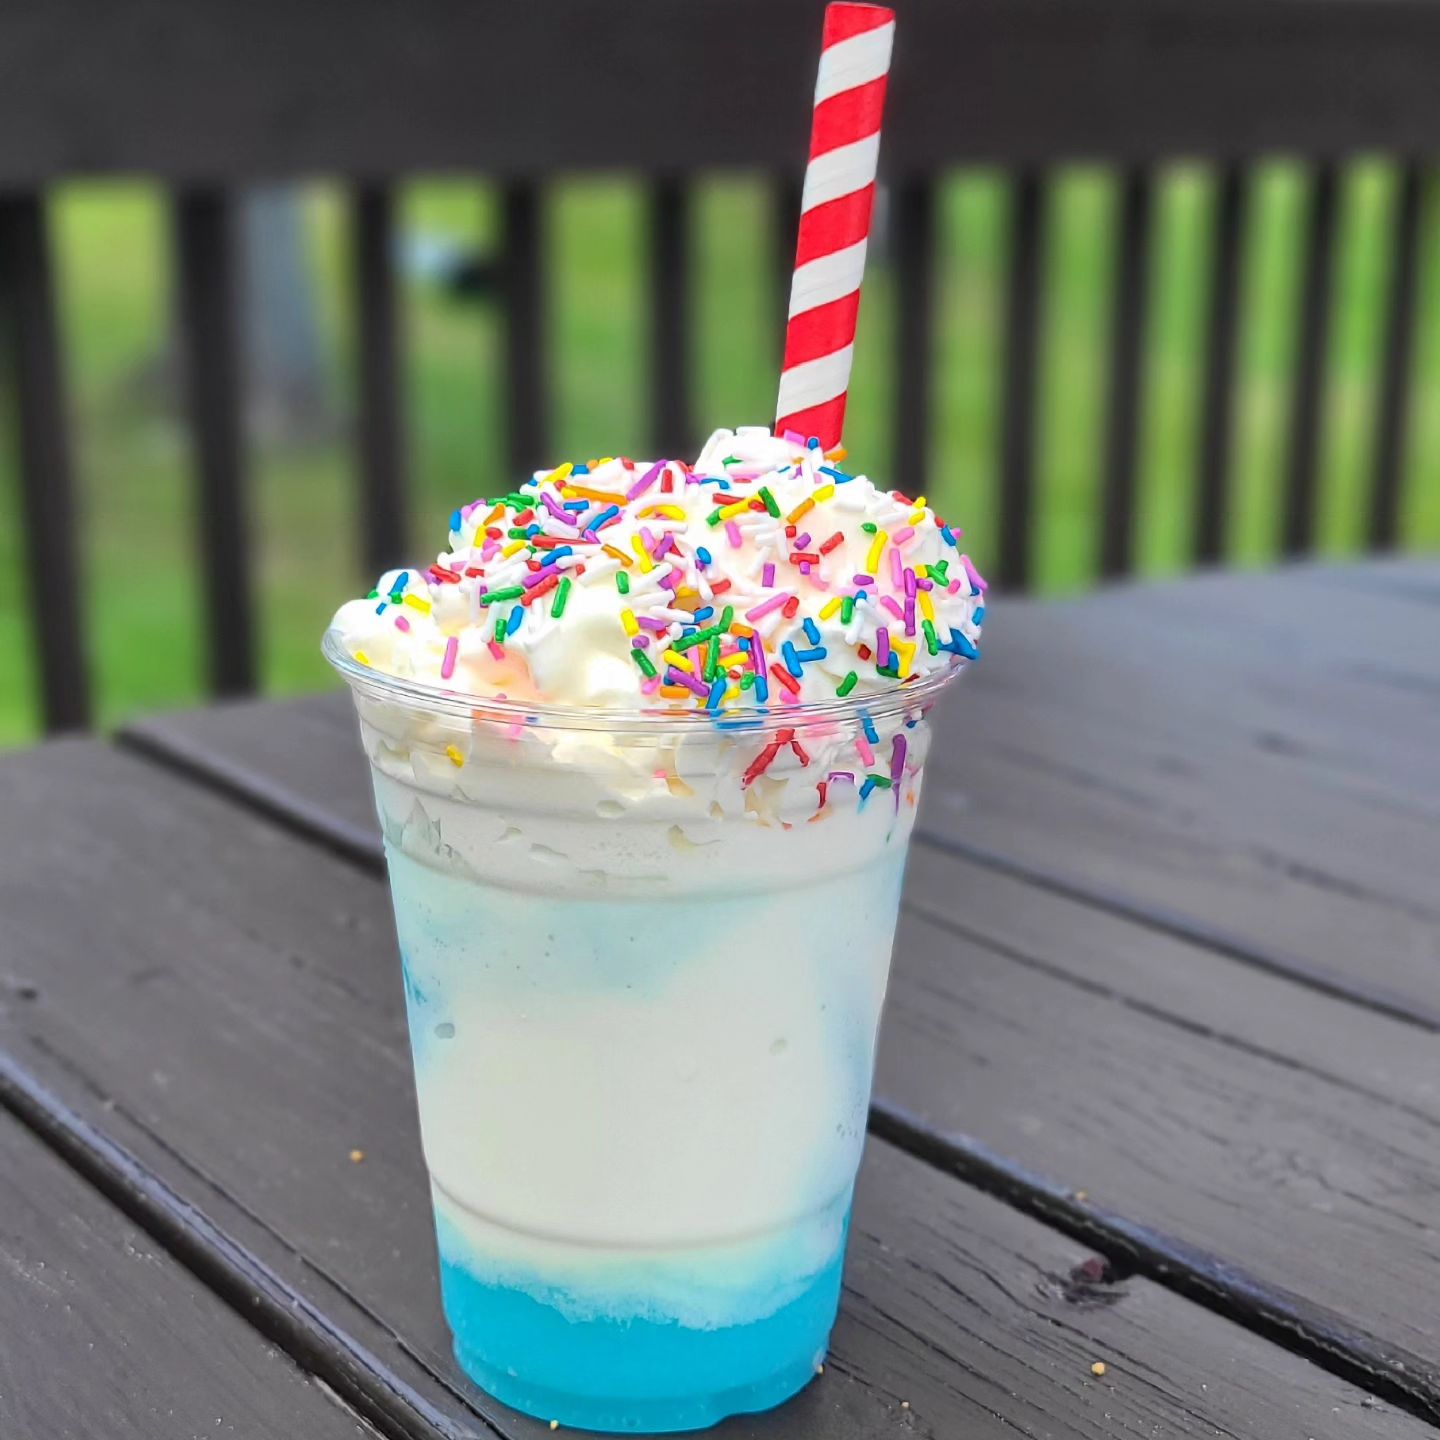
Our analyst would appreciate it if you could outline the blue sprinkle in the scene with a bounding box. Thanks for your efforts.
[859,777,877,802]
[940,527,958,548]
[696,546,712,566]
[563,499,589,512]
[509,605,524,634]
[819,465,854,483]
[590,504,620,530]
[973,605,986,624]
[807,436,821,448]
[802,618,821,646]
[755,671,770,704]
[795,645,827,663]
[705,678,726,710]
[374,602,386,615]
[549,546,573,562]
[737,635,752,652]
[526,523,541,537]
[781,641,804,678]
[948,629,980,660]
[449,510,462,532]
[573,463,590,475]
[862,713,879,745]
[693,606,714,624]
[395,571,409,590]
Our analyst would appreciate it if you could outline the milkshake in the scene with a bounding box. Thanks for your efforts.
[326,427,984,1432]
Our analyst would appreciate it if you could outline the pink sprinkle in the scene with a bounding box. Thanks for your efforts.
[641,675,662,695]
[856,736,875,767]
[486,641,505,660]
[878,595,904,621]
[762,563,776,587]
[876,627,891,667]
[725,520,744,549]
[481,539,500,561]
[892,526,917,548]
[394,615,411,632]
[639,526,658,554]
[961,554,989,593]
[626,459,667,501]
[781,428,806,444]
[659,570,681,590]
[889,548,904,587]
[441,635,458,679]
[745,592,792,622]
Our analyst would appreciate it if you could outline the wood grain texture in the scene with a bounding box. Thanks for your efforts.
[2,741,1431,1438]
[6,0,1440,180]
[0,1111,369,1440]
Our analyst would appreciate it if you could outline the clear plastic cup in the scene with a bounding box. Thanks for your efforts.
[325,630,962,1433]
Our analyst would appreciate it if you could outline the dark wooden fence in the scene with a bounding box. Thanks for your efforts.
[2,0,1438,733]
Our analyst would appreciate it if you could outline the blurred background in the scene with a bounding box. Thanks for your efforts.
[2,2,1437,748]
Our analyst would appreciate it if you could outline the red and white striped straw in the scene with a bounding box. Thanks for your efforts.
[775,1,895,450]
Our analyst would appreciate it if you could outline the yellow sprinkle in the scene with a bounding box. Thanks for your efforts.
[717,649,747,668]
[566,485,628,504]
[819,597,842,621]
[918,589,936,622]
[444,745,464,767]
[594,456,614,467]
[786,497,815,524]
[912,494,927,509]
[639,503,686,520]
[814,483,835,502]
[620,608,639,637]
[545,462,574,485]
[719,499,752,521]
[907,507,929,525]
[403,593,432,614]
[824,446,847,461]
[865,532,887,575]
[501,540,526,558]
[673,586,701,607]
[893,638,917,678]
[353,649,372,666]
[663,649,693,673]
[349,1148,365,1163]
[602,544,633,567]
[1090,1361,1107,1378]
[631,535,654,573]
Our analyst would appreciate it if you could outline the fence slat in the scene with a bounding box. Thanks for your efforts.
[351,183,406,578]
[771,174,803,373]
[893,176,936,499]
[174,188,254,697]
[1194,164,1246,566]
[1282,161,1338,557]
[648,177,691,458]
[1099,168,1153,579]
[502,180,545,475]
[0,192,89,732]
[997,170,1044,592]
[1369,161,1422,551]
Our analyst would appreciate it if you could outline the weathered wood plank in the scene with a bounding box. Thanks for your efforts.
[0,1109,369,1440]
[6,0,1440,180]
[3,740,1432,1436]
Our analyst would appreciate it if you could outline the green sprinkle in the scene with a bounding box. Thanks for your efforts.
[861,522,878,534]
[836,671,859,697]
[922,619,939,656]
[507,527,532,540]
[706,509,724,527]
[674,624,722,651]
[758,486,780,518]
[705,635,721,682]
[929,560,950,584]
[494,617,508,643]
[616,571,630,595]
[551,577,572,619]
[479,585,525,606]
[366,589,379,600]
[867,773,893,789]
[632,647,657,678]
[875,661,900,679]
[840,596,855,625]
[722,455,739,466]
[739,671,756,690]
[718,604,734,631]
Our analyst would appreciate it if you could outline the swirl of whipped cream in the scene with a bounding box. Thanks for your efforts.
[330,427,984,715]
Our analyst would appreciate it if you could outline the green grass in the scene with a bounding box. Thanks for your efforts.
[2,164,1438,748]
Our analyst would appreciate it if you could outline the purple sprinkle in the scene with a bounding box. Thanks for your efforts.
[659,570,681,591]
[915,576,934,591]
[626,459,667,501]
[876,627,891,667]
[904,596,916,636]
[762,563,776,587]
[828,770,856,785]
[890,734,907,783]
[654,532,676,560]
[539,492,571,524]
[522,563,561,589]
[669,668,710,697]
[852,573,874,586]
[633,635,650,648]
[794,532,812,551]
[637,615,669,632]
[903,568,917,598]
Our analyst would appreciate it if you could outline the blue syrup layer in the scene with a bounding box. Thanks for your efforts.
[435,1218,846,1433]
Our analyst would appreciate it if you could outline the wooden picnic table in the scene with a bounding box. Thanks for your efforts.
[2,556,1438,1439]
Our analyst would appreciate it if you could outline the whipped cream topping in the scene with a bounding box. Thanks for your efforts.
[330,427,984,716]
